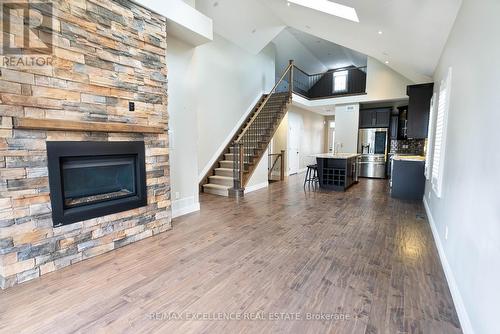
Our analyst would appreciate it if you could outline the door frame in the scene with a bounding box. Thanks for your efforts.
[287,112,300,175]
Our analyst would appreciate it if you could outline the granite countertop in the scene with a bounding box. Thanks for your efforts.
[393,155,426,162]
[312,153,360,159]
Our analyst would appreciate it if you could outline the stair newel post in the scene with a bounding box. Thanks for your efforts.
[229,142,245,198]
[289,59,294,98]
[239,143,245,188]
[280,150,286,181]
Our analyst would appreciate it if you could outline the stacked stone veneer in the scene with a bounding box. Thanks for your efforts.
[0,0,170,289]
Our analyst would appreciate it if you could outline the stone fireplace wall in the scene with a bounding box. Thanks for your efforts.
[0,0,170,289]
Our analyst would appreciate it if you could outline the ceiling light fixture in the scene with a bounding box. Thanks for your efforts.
[287,0,359,23]
[287,2,291,6]
[378,31,383,35]
[385,60,389,64]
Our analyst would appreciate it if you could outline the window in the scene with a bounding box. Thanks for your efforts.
[425,93,437,180]
[333,70,348,92]
[431,68,452,197]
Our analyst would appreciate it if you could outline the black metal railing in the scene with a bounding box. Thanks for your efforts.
[268,150,285,182]
[292,65,367,99]
[230,61,294,196]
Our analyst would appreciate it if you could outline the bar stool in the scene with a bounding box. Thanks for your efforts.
[304,164,319,189]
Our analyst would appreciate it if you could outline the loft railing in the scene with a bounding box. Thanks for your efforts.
[231,60,294,196]
[292,65,367,100]
[268,150,285,182]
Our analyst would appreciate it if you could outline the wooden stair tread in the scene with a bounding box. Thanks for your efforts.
[208,175,234,181]
[203,183,231,189]
[215,168,233,172]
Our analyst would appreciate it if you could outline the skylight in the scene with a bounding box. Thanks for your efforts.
[288,0,359,23]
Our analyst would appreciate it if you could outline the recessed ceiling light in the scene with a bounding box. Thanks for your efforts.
[287,2,291,6]
[385,60,389,64]
[378,31,383,35]
[288,0,359,23]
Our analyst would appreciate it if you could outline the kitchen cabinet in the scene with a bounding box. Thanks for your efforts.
[359,110,373,128]
[406,83,434,138]
[359,108,391,128]
[391,158,426,200]
[390,115,399,140]
[396,106,408,140]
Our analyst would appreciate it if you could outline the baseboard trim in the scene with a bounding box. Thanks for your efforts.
[198,93,264,183]
[172,196,200,219]
[244,181,268,194]
[288,168,307,176]
[423,197,474,334]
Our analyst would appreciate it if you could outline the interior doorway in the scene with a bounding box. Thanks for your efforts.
[288,112,301,175]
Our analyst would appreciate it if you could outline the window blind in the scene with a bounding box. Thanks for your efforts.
[425,93,436,180]
[431,68,452,197]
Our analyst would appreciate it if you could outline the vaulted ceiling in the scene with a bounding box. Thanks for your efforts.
[287,28,367,70]
[196,0,462,83]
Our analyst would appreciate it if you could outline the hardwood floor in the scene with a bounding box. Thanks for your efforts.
[0,175,461,334]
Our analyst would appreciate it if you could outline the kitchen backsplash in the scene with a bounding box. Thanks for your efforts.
[390,139,426,155]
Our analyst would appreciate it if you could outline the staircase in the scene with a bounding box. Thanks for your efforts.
[201,61,294,197]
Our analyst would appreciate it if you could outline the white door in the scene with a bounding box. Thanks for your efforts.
[288,113,301,175]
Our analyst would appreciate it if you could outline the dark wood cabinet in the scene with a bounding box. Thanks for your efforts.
[375,109,390,127]
[397,106,408,140]
[406,83,434,139]
[390,115,399,140]
[359,110,374,128]
[391,159,425,200]
[359,108,391,128]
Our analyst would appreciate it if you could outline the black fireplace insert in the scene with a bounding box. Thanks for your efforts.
[47,141,147,227]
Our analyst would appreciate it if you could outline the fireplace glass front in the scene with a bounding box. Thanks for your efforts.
[47,141,147,227]
[62,156,136,209]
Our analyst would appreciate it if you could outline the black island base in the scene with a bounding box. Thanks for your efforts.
[314,154,360,192]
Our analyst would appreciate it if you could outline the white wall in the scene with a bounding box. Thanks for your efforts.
[272,29,327,77]
[245,148,269,193]
[139,0,212,46]
[365,57,413,101]
[195,34,275,177]
[333,104,359,153]
[288,106,326,169]
[168,34,275,213]
[271,113,289,175]
[424,1,500,333]
[168,37,200,218]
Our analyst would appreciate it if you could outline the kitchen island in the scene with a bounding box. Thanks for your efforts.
[313,153,360,191]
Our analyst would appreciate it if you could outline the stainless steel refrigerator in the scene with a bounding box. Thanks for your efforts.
[357,128,388,178]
